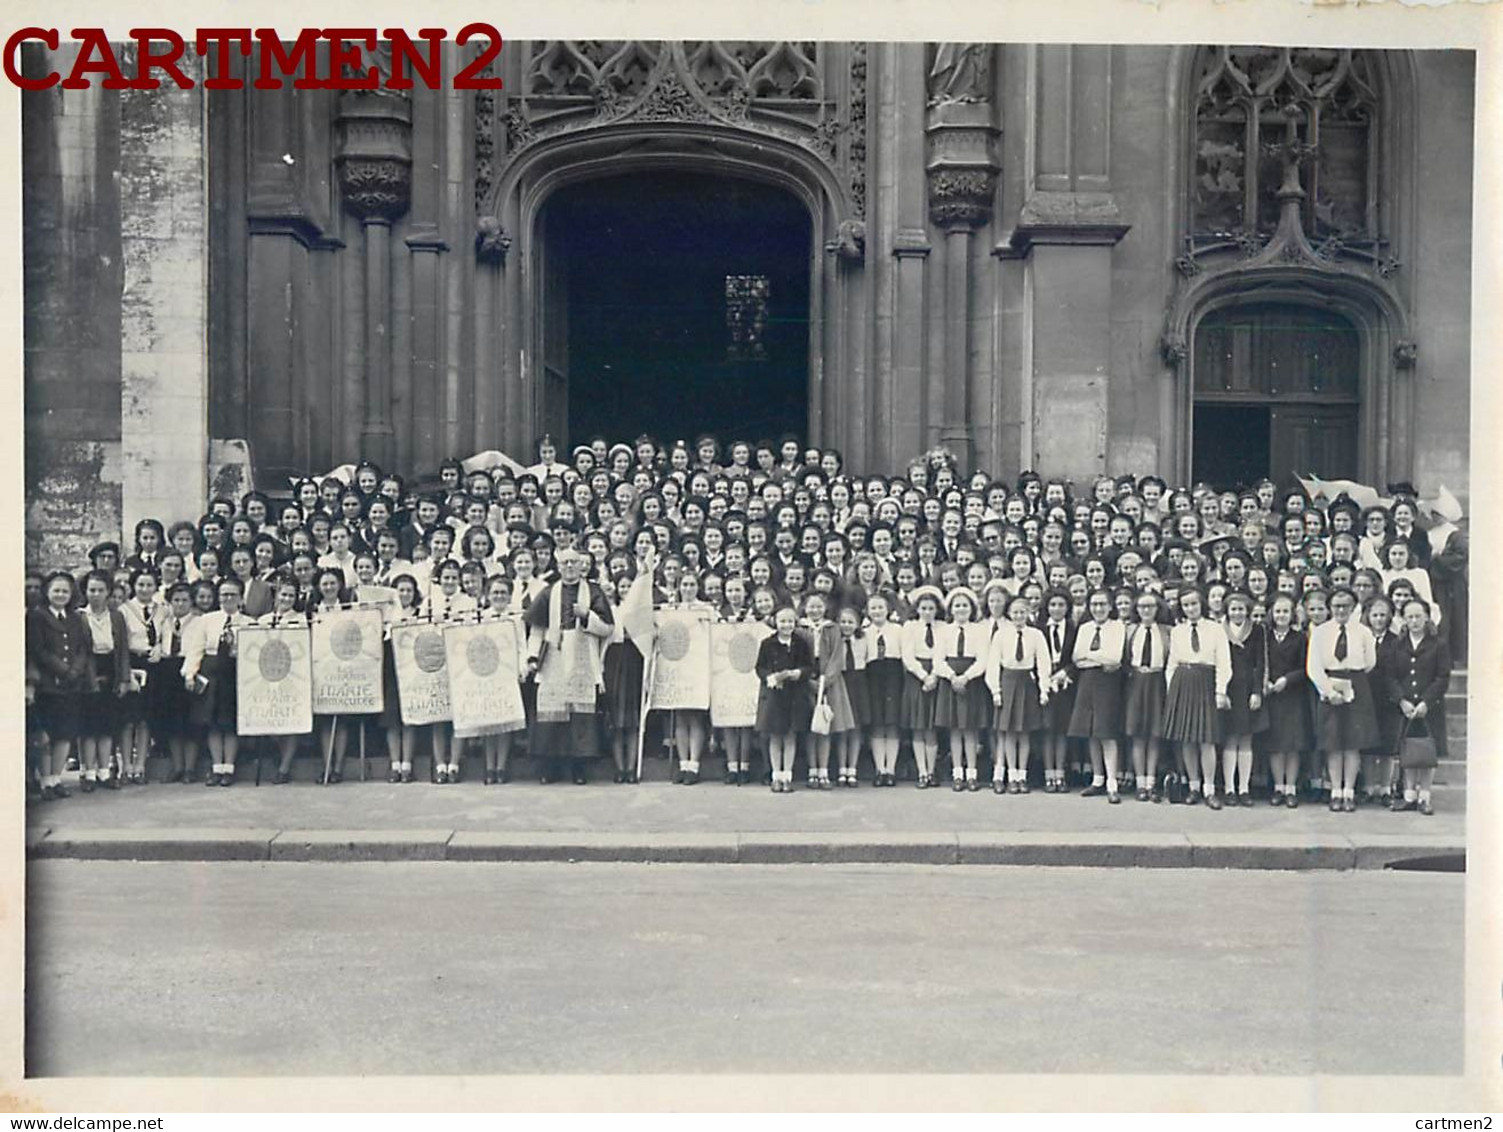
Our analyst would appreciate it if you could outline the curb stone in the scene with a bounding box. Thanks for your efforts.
[24,828,1465,870]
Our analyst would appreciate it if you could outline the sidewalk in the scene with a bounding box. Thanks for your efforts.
[26,775,1464,870]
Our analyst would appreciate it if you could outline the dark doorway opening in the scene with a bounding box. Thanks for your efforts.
[541,172,812,449]
[1193,404,1271,491]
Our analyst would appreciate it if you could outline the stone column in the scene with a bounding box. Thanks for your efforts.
[336,91,411,469]
[117,50,210,539]
[1010,45,1128,481]
[925,45,998,472]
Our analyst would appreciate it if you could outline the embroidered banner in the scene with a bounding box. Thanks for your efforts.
[391,622,452,726]
[710,621,772,727]
[445,618,527,736]
[236,625,313,736]
[310,607,384,714]
[649,606,713,711]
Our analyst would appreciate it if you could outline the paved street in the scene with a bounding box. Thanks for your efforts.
[27,861,1461,1077]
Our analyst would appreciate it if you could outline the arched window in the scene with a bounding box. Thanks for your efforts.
[1189,47,1382,257]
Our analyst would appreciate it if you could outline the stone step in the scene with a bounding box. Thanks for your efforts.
[1434,758,1466,787]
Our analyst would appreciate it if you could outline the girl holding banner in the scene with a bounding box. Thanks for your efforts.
[716,575,760,785]
[260,577,311,784]
[308,569,353,784]
[428,559,476,782]
[663,573,714,786]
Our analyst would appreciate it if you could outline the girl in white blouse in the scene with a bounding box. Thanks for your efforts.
[182,576,251,786]
[985,593,1051,794]
[863,593,906,787]
[1307,586,1380,813]
[1066,589,1126,801]
[118,568,161,785]
[1122,591,1169,802]
[900,586,945,788]
[934,587,989,791]
[1162,587,1232,808]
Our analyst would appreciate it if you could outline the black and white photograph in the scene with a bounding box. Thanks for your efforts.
[7,3,1499,1114]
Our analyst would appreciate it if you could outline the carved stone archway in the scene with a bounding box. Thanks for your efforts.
[1162,45,1418,486]
[470,41,870,460]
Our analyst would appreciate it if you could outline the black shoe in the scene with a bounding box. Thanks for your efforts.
[484,769,497,785]
[387,768,401,784]
[1206,793,1223,810]
[966,779,980,792]
[436,768,450,785]
[106,774,122,790]
[400,768,414,784]
[80,776,96,794]
[220,772,234,786]
[1081,783,1105,798]
[275,771,291,785]
[328,770,343,785]
[952,778,965,792]
[573,771,588,785]
[39,784,55,802]
[683,770,700,785]
[1107,791,1121,805]
[1239,793,1253,808]
[205,773,220,787]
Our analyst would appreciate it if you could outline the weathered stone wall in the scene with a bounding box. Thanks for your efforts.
[22,45,207,569]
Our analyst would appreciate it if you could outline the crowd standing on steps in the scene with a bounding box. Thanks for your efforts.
[25,433,1465,816]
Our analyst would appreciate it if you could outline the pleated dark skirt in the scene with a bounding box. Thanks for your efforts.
[603,640,645,731]
[862,659,905,727]
[34,691,80,741]
[79,655,119,736]
[934,676,991,731]
[995,668,1043,733]
[1258,686,1313,752]
[149,655,193,735]
[118,653,152,724]
[900,669,939,732]
[189,653,238,730]
[843,667,872,727]
[1067,668,1123,739]
[1316,668,1381,752]
[1162,664,1220,744]
[1122,668,1165,739]
[1045,680,1076,734]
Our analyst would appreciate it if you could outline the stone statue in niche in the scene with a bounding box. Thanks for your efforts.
[927,43,992,106]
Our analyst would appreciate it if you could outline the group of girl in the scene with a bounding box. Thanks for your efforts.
[24,435,1463,814]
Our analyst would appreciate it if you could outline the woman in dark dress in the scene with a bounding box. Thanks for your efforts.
[755,605,814,793]
[27,571,91,800]
[1387,598,1452,816]
[1257,594,1312,807]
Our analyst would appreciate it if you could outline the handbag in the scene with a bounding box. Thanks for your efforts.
[1398,716,1438,769]
[810,676,833,735]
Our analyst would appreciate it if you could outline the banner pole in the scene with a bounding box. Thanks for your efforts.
[635,643,656,784]
[323,715,338,785]
[359,720,367,782]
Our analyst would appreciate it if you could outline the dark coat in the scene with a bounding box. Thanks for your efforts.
[26,607,91,695]
[1385,630,1452,755]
